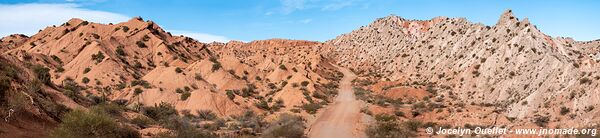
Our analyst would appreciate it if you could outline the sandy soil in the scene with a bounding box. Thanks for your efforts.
[307,66,366,138]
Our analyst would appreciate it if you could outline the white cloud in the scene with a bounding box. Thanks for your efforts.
[0,3,130,37]
[300,19,313,24]
[169,30,230,43]
[280,0,308,14]
[322,1,353,11]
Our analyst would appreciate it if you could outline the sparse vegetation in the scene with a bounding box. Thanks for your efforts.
[180,92,191,100]
[82,77,90,84]
[91,51,105,63]
[134,88,143,95]
[49,110,140,138]
[32,65,52,85]
[135,41,147,48]
[560,106,570,115]
[262,113,305,138]
[83,67,91,74]
[175,67,183,73]
[279,64,288,70]
[302,103,322,114]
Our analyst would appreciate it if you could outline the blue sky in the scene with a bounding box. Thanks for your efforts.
[1,0,599,42]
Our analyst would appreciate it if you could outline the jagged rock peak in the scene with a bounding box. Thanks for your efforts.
[496,9,518,25]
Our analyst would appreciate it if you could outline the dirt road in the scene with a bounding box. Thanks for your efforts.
[307,66,366,138]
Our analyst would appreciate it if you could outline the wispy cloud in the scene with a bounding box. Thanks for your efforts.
[169,30,231,43]
[300,19,313,24]
[322,1,353,11]
[272,0,362,15]
[280,0,309,14]
[0,3,129,37]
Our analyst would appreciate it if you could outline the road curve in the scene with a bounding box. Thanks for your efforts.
[307,66,365,138]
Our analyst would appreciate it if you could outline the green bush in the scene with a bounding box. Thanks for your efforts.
[175,67,183,73]
[302,103,322,114]
[136,41,147,48]
[91,51,105,63]
[196,110,217,121]
[301,81,309,87]
[194,73,203,80]
[142,102,178,121]
[560,106,570,115]
[134,88,143,95]
[116,46,126,56]
[211,62,221,72]
[49,110,140,138]
[262,113,305,138]
[130,115,155,129]
[32,65,51,85]
[254,100,270,110]
[81,77,90,84]
[279,64,287,70]
[366,121,414,138]
[83,67,91,74]
[51,55,63,64]
[180,92,191,100]
[122,26,129,32]
[226,90,235,100]
[91,103,124,117]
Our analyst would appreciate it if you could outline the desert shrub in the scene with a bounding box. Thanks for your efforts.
[262,113,305,138]
[196,110,217,121]
[134,88,143,95]
[211,62,221,72]
[300,81,309,87]
[133,60,143,69]
[91,51,105,63]
[62,79,82,99]
[82,77,90,84]
[271,99,285,111]
[279,64,287,70]
[135,41,147,48]
[580,77,592,85]
[32,65,51,85]
[226,90,235,100]
[142,102,178,121]
[49,110,140,138]
[560,106,570,115]
[175,88,184,94]
[51,55,63,64]
[160,116,215,138]
[254,100,270,110]
[122,26,129,32]
[180,92,191,101]
[404,120,422,132]
[175,67,183,73]
[91,103,124,117]
[302,103,321,114]
[584,106,595,112]
[533,115,549,127]
[209,57,218,63]
[116,46,126,56]
[83,67,91,74]
[0,76,10,99]
[130,115,155,128]
[366,116,414,138]
[194,73,203,80]
[231,110,266,135]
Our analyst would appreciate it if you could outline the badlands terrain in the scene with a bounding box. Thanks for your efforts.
[1,9,599,137]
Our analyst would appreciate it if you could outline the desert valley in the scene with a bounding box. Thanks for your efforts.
[1,9,599,138]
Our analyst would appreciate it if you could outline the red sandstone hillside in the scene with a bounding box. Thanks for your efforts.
[0,17,344,137]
